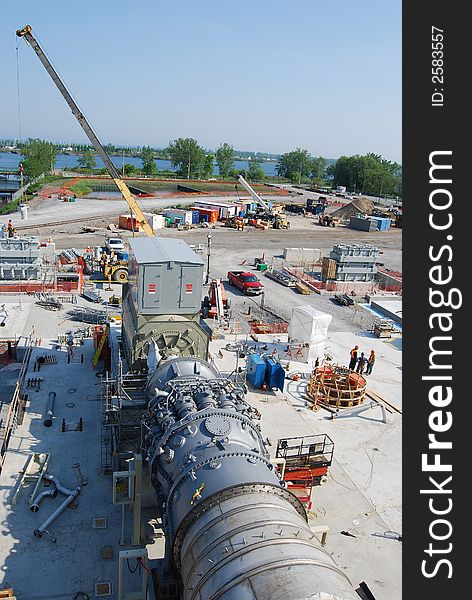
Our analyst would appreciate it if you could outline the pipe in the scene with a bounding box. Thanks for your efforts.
[30,485,58,512]
[43,391,56,427]
[43,473,76,496]
[33,464,83,539]
[33,488,80,539]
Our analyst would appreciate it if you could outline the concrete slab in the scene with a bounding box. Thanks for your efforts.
[371,299,403,323]
[0,335,149,599]
[209,332,402,599]
[0,301,33,339]
[0,292,402,599]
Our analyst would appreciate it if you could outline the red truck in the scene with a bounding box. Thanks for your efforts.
[227,271,264,295]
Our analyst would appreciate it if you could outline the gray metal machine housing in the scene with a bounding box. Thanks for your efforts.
[122,238,210,371]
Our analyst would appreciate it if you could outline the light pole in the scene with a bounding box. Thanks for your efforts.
[205,232,212,284]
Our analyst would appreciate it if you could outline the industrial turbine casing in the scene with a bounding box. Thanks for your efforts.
[143,357,357,600]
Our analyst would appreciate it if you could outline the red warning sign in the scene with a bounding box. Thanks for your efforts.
[148,283,157,294]
[185,283,193,294]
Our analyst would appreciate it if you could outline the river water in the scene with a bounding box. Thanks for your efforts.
[0,152,279,177]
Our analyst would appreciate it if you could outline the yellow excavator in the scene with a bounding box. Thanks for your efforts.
[16,25,155,280]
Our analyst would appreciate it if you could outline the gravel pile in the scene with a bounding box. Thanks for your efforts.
[332,198,375,219]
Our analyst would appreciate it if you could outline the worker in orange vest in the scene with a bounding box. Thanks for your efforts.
[7,220,15,238]
[365,350,376,375]
[348,345,359,370]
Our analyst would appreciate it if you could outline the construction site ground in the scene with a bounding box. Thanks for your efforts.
[0,293,401,599]
[9,190,402,272]
[1,187,402,598]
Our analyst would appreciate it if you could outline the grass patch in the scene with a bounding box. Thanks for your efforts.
[0,199,20,215]
[69,181,93,196]
[46,176,290,196]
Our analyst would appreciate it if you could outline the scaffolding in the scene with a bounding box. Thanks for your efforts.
[100,356,148,472]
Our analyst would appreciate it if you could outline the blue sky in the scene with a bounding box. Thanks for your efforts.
[1,1,401,161]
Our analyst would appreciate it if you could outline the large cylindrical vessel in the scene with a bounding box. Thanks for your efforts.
[143,357,357,600]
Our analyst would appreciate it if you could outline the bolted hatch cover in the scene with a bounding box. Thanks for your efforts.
[204,415,231,436]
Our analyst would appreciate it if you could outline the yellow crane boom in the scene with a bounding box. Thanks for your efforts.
[16,24,155,237]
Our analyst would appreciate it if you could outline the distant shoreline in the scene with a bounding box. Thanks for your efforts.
[0,148,281,162]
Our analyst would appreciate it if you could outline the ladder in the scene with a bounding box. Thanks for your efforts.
[214,279,225,324]
[92,323,110,368]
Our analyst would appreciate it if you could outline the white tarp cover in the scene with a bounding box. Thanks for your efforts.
[146,340,162,375]
[288,305,332,361]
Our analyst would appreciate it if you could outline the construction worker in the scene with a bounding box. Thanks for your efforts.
[348,345,359,370]
[356,352,366,374]
[7,219,15,238]
[365,350,376,375]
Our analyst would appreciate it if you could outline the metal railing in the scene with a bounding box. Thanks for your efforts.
[0,344,32,474]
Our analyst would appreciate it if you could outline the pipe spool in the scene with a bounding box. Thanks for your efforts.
[33,464,83,539]
[43,391,56,427]
[144,356,357,599]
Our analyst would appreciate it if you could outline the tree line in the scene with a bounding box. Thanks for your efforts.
[17,139,401,197]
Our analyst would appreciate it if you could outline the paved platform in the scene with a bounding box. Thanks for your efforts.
[1,297,401,599]
[211,331,402,599]
[0,309,149,599]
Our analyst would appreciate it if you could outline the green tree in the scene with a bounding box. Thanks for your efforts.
[215,143,235,178]
[331,153,401,196]
[311,156,327,180]
[247,157,265,182]
[141,146,158,176]
[22,138,58,179]
[167,138,206,178]
[77,148,96,172]
[276,148,312,183]
[202,153,215,179]
[123,163,137,176]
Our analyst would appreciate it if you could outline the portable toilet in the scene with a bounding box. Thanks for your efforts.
[246,353,267,388]
[264,356,285,391]
[19,203,28,220]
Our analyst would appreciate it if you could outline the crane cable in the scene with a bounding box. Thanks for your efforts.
[15,38,22,143]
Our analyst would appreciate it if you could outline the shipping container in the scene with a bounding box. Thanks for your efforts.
[162,209,193,225]
[349,216,377,232]
[190,207,219,223]
[368,216,391,231]
[194,200,237,220]
[118,214,141,231]
[142,212,166,231]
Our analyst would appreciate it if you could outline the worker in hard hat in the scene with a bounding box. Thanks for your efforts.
[348,345,359,370]
[365,350,376,375]
[7,220,15,238]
